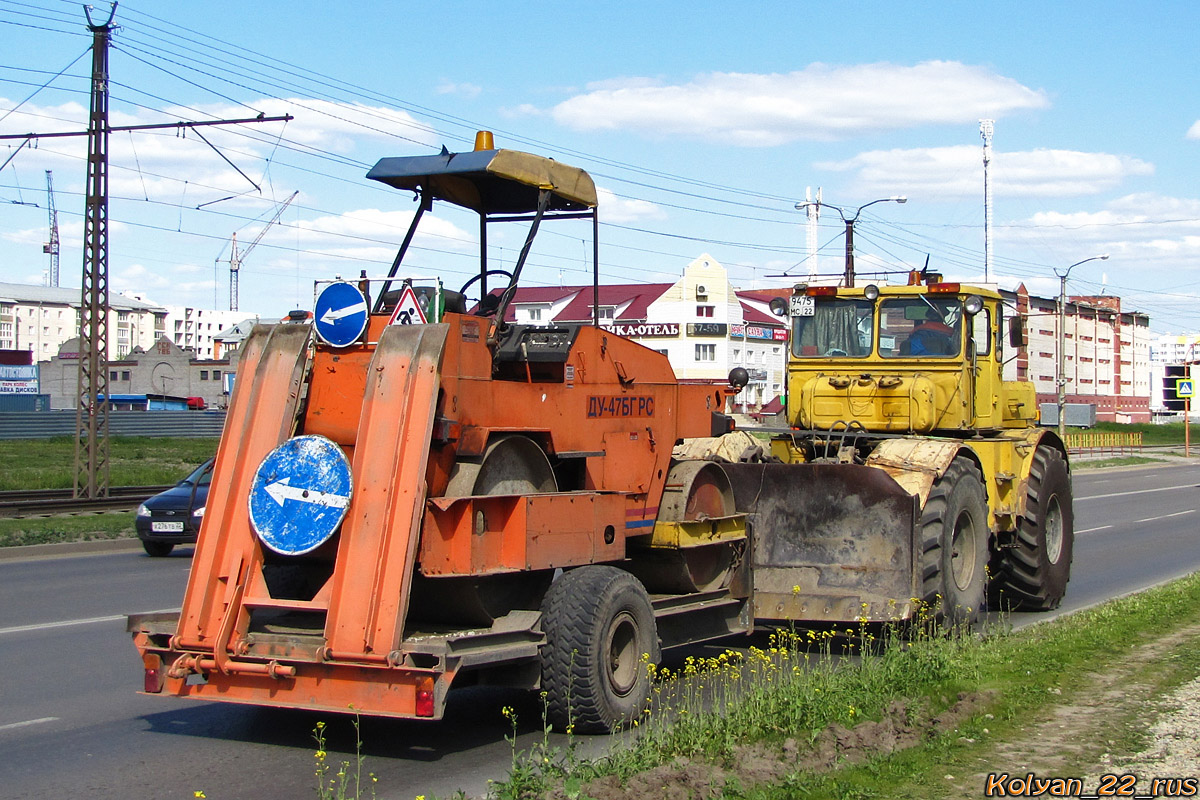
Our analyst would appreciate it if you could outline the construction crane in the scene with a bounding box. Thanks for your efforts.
[43,170,60,287]
[221,190,298,311]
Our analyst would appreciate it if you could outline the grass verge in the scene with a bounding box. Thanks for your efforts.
[0,436,219,490]
[0,511,135,547]
[1072,455,1166,470]
[483,572,1200,800]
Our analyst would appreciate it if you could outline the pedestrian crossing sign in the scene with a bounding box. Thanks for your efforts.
[1177,378,1195,398]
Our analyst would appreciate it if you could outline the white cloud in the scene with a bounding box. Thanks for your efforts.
[436,81,482,99]
[172,98,439,154]
[544,61,1049,145]
[996,194,1200,281]
[596,187,667,224]
[1187,120,1200,139]
[113,263,172,291]
[296,208,474,252]
[819,146,1153,198]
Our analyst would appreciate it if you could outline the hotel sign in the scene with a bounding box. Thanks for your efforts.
[605,322,680,338]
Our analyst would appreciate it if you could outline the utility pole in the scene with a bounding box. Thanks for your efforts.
[1055,254,1109,440]
[0,5,293,498]
[794,196,906,288]
[74,3,117,499]
[980,119,994,283]
[44,170,60,287]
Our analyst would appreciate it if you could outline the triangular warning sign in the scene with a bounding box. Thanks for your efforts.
[388,285,428,326]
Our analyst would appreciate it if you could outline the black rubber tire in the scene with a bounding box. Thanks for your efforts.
[919,457,988,627]
[988,445,1074,611]
[540,565,659,734]
[142,541,174,557]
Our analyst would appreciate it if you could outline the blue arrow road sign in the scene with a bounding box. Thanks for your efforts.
[314,282,368,347]
[248,435,353,556]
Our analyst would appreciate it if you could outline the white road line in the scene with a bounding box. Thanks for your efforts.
[0,607,179,637]
[1078,484,1197,501]
[0,614,124,636]
[0,717,58,732]
[1077,525,1113,534]
[1135,510,1196,524]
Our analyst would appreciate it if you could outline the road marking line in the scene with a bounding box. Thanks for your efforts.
[0,607,179,637]
[0,614,125,636]
[0,717,58,732]
[1136,510,1196,524]
[1077,525,1112,534]
[1078,485,1198,501]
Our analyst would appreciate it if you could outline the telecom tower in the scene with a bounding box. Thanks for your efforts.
[980,119,994,283]
[804,186,821,279]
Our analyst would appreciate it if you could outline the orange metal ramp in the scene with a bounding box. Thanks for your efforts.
[324,323,449,660]
[175,323,312,650]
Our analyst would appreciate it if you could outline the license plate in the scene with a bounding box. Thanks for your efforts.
[790,295,816,317]
[151,521,184,533]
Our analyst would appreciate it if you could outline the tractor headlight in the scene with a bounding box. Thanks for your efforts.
[964,295,984,315]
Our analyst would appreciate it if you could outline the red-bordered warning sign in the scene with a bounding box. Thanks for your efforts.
[388,285,428,326]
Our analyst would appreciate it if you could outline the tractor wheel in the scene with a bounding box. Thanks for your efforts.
[919,457,987,627]
[142,541,174,557]
[988,445,1074,611]
[540,565,659,734]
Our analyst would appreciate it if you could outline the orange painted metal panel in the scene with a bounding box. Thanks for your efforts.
[421,491,626,575]
[160,662,449,720]
[302,347,373,446]
[324,324,450,659]
[176,324,311,651]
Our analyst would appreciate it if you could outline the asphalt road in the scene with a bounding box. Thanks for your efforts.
[1,461,1197,800]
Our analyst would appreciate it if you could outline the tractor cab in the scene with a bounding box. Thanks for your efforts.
[776,276,1036,435]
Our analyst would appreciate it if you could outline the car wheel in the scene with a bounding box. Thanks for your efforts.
[143,541,174,557]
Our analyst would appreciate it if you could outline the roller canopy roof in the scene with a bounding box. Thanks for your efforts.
[366,148,597,214]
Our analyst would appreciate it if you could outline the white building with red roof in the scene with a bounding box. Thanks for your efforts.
[501,254,790,412]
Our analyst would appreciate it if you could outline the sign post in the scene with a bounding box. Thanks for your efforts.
[1178,372,1194,458]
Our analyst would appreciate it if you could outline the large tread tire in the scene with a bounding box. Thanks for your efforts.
[920,457,988,627]
[142,541,174,557]
[540,565,659,734]
[988,445,1074,611]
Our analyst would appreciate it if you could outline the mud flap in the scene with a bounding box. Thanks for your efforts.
[723,463,919,623]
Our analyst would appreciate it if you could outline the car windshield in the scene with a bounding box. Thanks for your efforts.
[179,459,214,487]
[791,298,874,358]
[878,297,963,358]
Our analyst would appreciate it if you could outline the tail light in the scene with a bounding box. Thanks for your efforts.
[143,653,164,693]
[415,676,435,717]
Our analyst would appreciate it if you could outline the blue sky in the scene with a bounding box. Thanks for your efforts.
[3,0,1200,332]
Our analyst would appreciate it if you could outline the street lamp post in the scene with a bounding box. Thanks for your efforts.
[794,196,906,288]
[1055,254,1109,440]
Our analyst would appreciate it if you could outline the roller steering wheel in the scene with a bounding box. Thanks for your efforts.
[458,269,514,300]
[458,269,515,317]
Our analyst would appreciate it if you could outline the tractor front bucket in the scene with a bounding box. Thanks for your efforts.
[723,463,919,623]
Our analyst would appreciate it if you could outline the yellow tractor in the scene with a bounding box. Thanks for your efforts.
[719,275,1073,625]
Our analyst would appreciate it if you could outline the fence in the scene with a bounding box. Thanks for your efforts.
[0,410,226,439]
[1063,431,1143,456]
